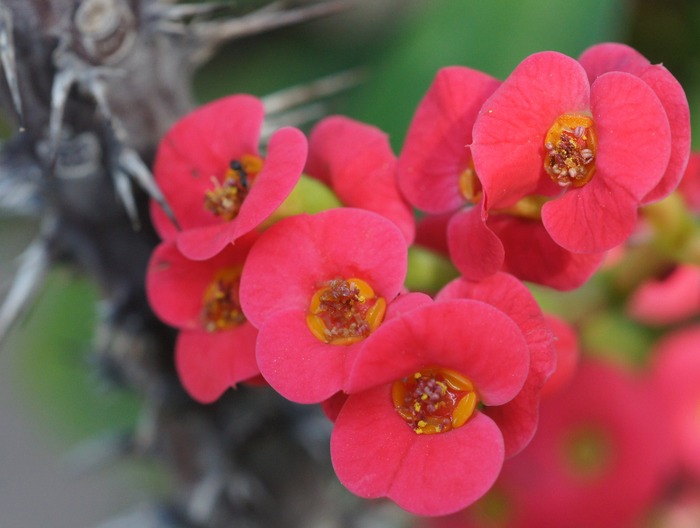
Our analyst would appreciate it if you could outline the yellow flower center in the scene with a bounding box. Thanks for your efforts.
[306,277,386,345]
[204,154,264,221]
[201,266,246,331]
[392,367,479,435]
[544,114,597,188]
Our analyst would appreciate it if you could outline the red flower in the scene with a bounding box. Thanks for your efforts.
[652,326,700,480]
[331,299,531,516]
[436,273,556,457]
[471,50,675,254]
[497,359,672,528]
[578,42,691,204]
[238,208,408,403]
[396,64,605,290]
[150,95,307,260]
[146,235,259,402]
[306,116,415,243]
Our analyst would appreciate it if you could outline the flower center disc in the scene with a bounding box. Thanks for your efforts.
[201,266,246,331]
[306,277,386,345]
[204,154,264,221]
[561,426,613,480]
[544,114,597,188]
[392,367,479,435]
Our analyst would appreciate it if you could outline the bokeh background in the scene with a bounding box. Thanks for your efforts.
[1,0,699,525]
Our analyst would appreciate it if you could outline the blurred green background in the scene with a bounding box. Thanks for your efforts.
[2,0,700,525]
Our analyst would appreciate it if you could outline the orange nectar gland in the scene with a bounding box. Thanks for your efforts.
[204,154,264,221]
[544,114,597,188]
[392,367,479,435]
[306,277,387,346]
[458,159,482,204]
[201,266,246,332]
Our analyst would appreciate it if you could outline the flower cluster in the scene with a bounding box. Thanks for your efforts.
[146,42,696,521]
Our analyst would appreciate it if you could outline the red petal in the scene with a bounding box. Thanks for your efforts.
[489,214,604,290]
[175,324,259,404]
[447,206,505,282]
[579,42,650,81]
[638,65,691,203]
[255,309,353,403]
[579,44,691,204]
[652,327,700,479]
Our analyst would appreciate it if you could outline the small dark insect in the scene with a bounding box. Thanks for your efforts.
[229,159,248,189]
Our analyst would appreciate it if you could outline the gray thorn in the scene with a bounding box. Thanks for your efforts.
[118,147,180,229]
[0,4,23,127]
[114,168,141,230]
[0,236,51,348]
[48,67,77,167]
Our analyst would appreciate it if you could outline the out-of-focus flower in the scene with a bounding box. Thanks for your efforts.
[652,325,700,480]
[150,94,307,260]
[493,359,672,528]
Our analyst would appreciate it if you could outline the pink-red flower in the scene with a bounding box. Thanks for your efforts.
[396,64,605,290]
[652,326,700,480]
[331,299,531,516]
[306,115,415,243]
[238,207,408,404]
[471,49,679,255]
[146,234,259,402]
[150,94,307,260]
[495,359,672,528]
